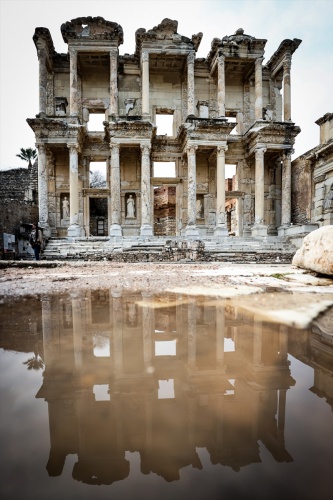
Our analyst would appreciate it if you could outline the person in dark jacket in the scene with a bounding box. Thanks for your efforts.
[29,224,43,260]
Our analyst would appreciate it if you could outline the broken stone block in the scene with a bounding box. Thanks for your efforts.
[292,225,333,276]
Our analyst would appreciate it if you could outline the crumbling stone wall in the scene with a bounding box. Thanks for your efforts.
[0,163,38,257]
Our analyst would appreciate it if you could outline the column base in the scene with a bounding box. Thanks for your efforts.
[39,222,51,239]
[110,224,123,237]
[214,225,229,237]
[251,224,268,238]
[185,225,199,238]
[67,224,84,238]
[140,224,153,237]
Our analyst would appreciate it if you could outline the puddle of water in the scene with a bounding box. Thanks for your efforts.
[0,290,332,500]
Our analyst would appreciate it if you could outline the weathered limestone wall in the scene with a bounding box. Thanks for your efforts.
[0,165,39,257]
[150,73,182,118]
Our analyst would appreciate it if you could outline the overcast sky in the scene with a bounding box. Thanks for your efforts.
[0,0,332,170]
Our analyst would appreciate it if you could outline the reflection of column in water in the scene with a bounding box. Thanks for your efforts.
[278,389,287,433]
[188,300,196,369]
[72,296,85,370]
[141,292,153,369]
[216,305,225,369]
[112,290,123,374]
[253,315,263,367]
[279,325,289,361]
[145,399,153,452]
[41,296,53,367]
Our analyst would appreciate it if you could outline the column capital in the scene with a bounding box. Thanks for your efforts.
[36,144,47,154]
[141,51,149,63]
[217,51,225,62]
[255,147,267,158]
[186,144,198,155]
[255,57,264,67]
[283,149,294,160]
[140,143,151,154]
[217,144,228,154]
[110,142,120,152]
[68,47,77,57]
[67,143,79,153]
[110,48,118,57]
[283,55,292,71]
[187,51,195,65]
[37,48,46,61]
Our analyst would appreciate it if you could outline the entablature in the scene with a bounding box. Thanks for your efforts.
[244,120,300,157]
[61,17,123,46]
[265,38,302,77]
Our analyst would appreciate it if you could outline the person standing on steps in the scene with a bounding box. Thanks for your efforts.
[29,224,43,261]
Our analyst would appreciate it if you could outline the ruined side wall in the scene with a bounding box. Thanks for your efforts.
[0,165,39,256]
[291,157,312,224]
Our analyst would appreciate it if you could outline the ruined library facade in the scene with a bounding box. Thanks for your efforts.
[28,17,302,239]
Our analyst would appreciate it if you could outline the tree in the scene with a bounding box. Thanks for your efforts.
[16,147,37,168]
[90,170,107,188]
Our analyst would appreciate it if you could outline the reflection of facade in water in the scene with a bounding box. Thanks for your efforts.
[26,290,332,484]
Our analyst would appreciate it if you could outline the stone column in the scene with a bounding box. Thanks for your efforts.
[67,144,81,237]
[283,55,292,121]
[217,53,225,117]
[255,58,263,120]
[110,49,118,117]
[252,147,267,237]
[214,145,228,237]
[69,48,78,117]
[187,52,195,116]
[236,196,244,236]
[281,151,292,226]
[36,144,50,237]
[185,145,199,237]
[37,48,47,117]
[110,143,122,236]
[140,143,153,236]
[141,52,149,116]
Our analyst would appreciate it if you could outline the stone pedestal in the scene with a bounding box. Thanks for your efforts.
[67,223,84,238]
[251,224,268,237]
[185,225,199,238]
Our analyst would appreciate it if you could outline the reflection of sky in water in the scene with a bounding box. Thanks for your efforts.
[155,339,177,356]
[0,292,332,499]
[158,379,175,399]
[93,333,110,357]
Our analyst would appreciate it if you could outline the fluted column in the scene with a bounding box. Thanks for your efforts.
[69,48,78,116]
[252,147,268,237]
[283,55,292,121]
[187,52,195,116]
[110,49,118,117]
[185,145,199,237]
[110,143,122,236]
[281,150,292,226]
[141,52,149,116]
[255,57,263,120]
[37,48,47,117]
[140,143,153,236]
[36,144,50,235]
[217,53,225,117]
[67,144,81,237]
[214,145,228,237]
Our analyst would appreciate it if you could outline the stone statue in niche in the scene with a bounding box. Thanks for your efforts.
[196,198,203,218]
[126,194,135,218]
[62,196,70,219]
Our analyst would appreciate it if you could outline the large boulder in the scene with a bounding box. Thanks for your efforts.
[292,225,333,276]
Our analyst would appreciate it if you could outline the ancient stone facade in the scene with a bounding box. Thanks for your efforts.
[28,17,302,239]
[0,164,39,258]
[291,112,333,229]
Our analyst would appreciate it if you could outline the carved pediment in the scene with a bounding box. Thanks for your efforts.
[61,17,123,45]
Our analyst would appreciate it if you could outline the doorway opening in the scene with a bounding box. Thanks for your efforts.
[153,186,176,236]
[89,198,108,236]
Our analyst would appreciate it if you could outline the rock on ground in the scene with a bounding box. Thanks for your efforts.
[292,225,333,276]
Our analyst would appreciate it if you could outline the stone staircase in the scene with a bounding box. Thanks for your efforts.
[41,236,297,263]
